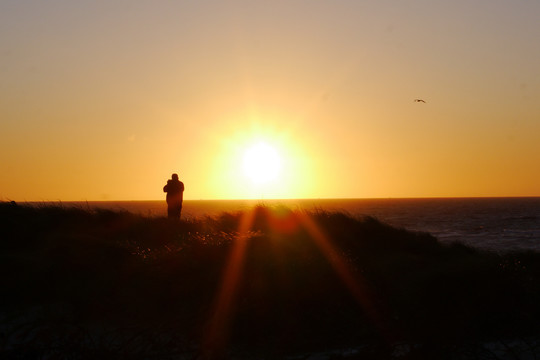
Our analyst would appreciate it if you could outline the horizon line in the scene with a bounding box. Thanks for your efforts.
[7,195,540,203]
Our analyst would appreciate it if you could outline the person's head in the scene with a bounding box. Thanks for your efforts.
[172,173,179,181]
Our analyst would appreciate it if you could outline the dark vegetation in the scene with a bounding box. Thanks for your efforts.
[2,201,540,359]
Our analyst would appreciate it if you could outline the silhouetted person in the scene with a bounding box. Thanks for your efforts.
[163,173,184,219]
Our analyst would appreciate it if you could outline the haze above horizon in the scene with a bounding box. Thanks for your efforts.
[2,1,539,201]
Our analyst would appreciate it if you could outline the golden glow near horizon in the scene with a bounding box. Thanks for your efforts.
[204,121,317,200]
[1,1,540,201]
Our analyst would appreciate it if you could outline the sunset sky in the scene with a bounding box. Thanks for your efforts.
[2,0,539,201]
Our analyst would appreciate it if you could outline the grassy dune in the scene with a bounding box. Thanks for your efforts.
[2,202,540,359]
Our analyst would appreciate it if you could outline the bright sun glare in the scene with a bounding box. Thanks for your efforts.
[243,142,281,184]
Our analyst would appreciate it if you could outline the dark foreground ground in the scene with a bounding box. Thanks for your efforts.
[2,202,540,359]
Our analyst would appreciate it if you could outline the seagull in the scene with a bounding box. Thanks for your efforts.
[414,99,426,103]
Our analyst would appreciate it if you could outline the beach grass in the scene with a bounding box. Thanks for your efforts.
[2,201,540,359]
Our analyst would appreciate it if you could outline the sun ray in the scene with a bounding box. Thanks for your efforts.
[200,208,256,358]
[297,211,394,340]
[200,206,395,358]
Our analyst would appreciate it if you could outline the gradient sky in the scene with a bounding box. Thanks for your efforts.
[1,0,539,201]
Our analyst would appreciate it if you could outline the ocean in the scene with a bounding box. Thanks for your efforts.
[32,197,540,253]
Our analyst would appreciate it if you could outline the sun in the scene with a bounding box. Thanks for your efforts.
[243,142,281,184]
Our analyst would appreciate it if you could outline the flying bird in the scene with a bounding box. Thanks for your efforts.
[414,99,426,103]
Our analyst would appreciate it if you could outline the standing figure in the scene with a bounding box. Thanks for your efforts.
[163,173,184,219]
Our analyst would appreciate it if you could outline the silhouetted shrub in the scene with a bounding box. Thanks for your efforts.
[2,202,540,359]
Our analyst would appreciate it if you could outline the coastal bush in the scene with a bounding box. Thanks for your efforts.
[2,202,540,359]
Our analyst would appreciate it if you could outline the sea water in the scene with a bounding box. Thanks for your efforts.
[31,197,540,253]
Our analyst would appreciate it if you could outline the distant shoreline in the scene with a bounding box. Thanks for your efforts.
[10,195,540,203]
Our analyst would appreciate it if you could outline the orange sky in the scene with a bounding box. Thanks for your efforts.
[1,1,540,201]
